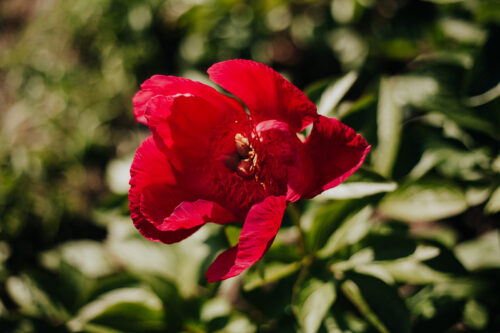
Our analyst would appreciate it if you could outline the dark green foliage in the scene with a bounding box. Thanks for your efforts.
[1,0,499,332]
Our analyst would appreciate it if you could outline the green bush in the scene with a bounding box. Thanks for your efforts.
[1,0,499,332]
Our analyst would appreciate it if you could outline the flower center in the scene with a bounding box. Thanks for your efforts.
[223,133,258,178]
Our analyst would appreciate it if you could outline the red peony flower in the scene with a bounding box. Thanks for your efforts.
[129,60,370,282]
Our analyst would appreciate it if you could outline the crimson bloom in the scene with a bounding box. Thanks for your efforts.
[129,60,370,282]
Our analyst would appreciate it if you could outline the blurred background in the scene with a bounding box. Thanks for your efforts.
[1,0,499,332]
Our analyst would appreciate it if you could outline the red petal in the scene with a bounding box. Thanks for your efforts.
[129,136,200,244]
[157,200,236,231]
[145,94,245,171]
[129,136,176,191]
[301,115,370,199]
[208,60,317,132]
[206,196,287,282]
[133,75,244,125]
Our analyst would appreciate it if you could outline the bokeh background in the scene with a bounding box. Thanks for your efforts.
[1,0,500,332]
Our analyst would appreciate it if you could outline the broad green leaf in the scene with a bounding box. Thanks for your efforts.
[293,278,336,333]
[463,299,488,330]
[408,145,491,181]
[374,260,450,284]
[67,288,165,333]
[455,230,500,270]
[214,314,256,333]
[410,225,458,248]
[315,182,397,200]
[342,273,410,333]
[304,198,376,252]
[438,18,486,45]
[41,240,113,278]
[484,186,500,214]
[317,71,358,116]
[379,180,468,222]
[465,186,492,207]
[314,168,396,200]
[417,95,497,139]
[106,219,213,296]
[317,205,374,258]
[201,297,231,322]
[333,242,449,285]
[372,77,403,178]
[6,275,68,321]
[243,261,301,291]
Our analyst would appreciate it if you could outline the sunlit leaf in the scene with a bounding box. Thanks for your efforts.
[292,278,336,333]
[105,219,213,296]
[317,205,374,258]
[455,230,500,270]
[463,299,489,330]
[408,145,491,181]
[243,261,301,291]
[484,186,500,214]
[317,71,358,116]
[41,240,113,279]
[379,180,468,222]
[315,182,397,200]
[439,18,486,45]
[304,199,371,252]
[67,288,165,333]
[372,77,403,178]
[214,314,256,333]
[6,275,68,322]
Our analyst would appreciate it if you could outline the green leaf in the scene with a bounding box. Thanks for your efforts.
[41,240,113,279]
[6,274,68,322]
[292,278,336,333]
[200,297,231,322]
[304,199,372,252]
[333,241,450,285]
[243,261,301,291]
[373,259,450,285]
[214,314,256,333]
[341,273,410,333]
[314,168,397,200]
[463,299,489,330]
[455,230,500,270]
[408,145,491,181]
[317,71,358,116]
[315,182,397,200]
[317,205,374,258]
[484,186,500,214]
[379,179,468,222]
[68,288,165,333]
[323,310,369,333]
[106,219,213,296]
[464,299,488,330]
[372,77,403,178]
[439,17,486,46]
